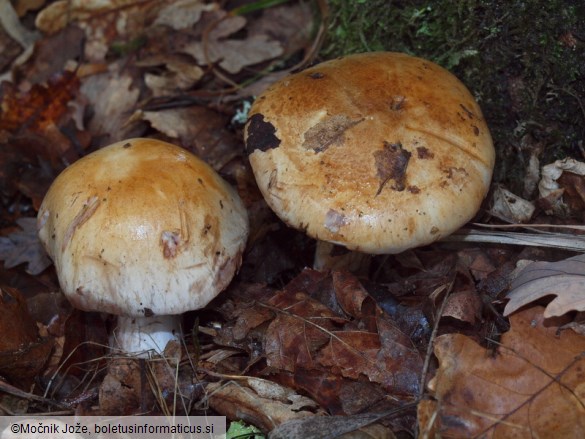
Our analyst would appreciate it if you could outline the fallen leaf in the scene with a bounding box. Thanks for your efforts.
[99,354,200,415]
[0,22,23,72]
[504,253,585,317]
[302,115,364,153]
[270,413,397,439]
[490,185,535,223]
[80,67,140,143]
[538,157,585,217]
[374,141,411,194]
[206,379,322,433]
[0,69,79,136]
[141,106,241,170]
[13,0,47,17]
[263,270,423,396]
[35,0,161,42]
[0,218,51,275]
[140,55,204,96]
[153,0,213,30]
[14,25,85,84]
[0,285,53,383]
[181,13,283,74]
[419,306,585,438]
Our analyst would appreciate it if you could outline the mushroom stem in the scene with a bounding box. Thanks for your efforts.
[313,240,371,275]
[110,315,181,357]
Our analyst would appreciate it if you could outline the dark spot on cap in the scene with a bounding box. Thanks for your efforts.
[416,146,434,159]
[303,115,364,153]
[374,141,411,195]
[123,142,132,148]
[472,125,480,136]
[309,72,325,79]
[408,185,420,194]
[144,308,154,317]
[245,113,281,154]
[390,96,406,111]
[459,104,475,119]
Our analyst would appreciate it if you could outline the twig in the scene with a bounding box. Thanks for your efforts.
[416,279,455,438]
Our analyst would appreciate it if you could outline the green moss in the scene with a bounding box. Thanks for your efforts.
[323,0,585,192]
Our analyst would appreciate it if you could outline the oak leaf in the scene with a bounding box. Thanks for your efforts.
[419,306,585,438]
[504,254,585,317]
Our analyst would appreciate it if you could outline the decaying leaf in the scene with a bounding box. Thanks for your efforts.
[99,351,201,415]
[181,13,283,74]
[270,413,397,439]
[490,185,535,223]
[0,218,51,275]
[538,157,585,216]
[80,68,140,143]
[419,306,585,438]
[153,0,214,30]
[262,269,423,396]
[504,253,585,317]
[141,106,241,170]
[0,285,53,382]
[206,379,322,433]
[302,115,364,153]
[374,141,411,194]
[0,69,79,135]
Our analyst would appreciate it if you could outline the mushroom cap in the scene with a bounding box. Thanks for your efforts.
[37,138,248,317]
[244,52,495,254]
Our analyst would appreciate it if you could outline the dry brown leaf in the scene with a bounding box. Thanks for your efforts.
[181,13,283,74]
[441,289,481,324]
[13,0,46,17]
[36,0,162,61]
[206,379,322,433]
[504,254,585,317]
[153,0,214,30]
[139,54,204,96]
[141,106,241,170]
[263,272,422,396]
[490,185,535,223]
[419,306,585,438]
[80,67,140,143]
[0,218,51,275]
[0,285,53,383]
[270,413,397,439]
[0,69,79,135]
[538,158,585,216]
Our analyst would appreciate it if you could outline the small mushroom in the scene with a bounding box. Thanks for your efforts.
[37,138,249,356]
[244,52,495,268]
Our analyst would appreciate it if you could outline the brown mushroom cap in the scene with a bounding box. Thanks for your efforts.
[37,138,248,317]
[244,52,495,254]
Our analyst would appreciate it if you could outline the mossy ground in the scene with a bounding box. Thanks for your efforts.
[321,0,585,194]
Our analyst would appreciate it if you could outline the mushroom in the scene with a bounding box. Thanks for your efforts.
[37,138,249,356]
[244,52,494,268]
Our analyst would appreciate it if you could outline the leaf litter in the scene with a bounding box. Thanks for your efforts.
[0,0,585,437]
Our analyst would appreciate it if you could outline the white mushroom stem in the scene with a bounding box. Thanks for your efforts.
[313,240,371,275]
[110,315,181,357]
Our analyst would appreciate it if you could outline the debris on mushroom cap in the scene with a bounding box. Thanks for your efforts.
[244,52,495,254]
[37,138,249,317]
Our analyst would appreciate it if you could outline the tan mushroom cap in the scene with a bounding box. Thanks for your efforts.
[244,52,495,254]
[37,138,249,317]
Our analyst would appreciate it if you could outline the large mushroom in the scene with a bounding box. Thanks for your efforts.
[37,138,248,356]
[244,52,495,268]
